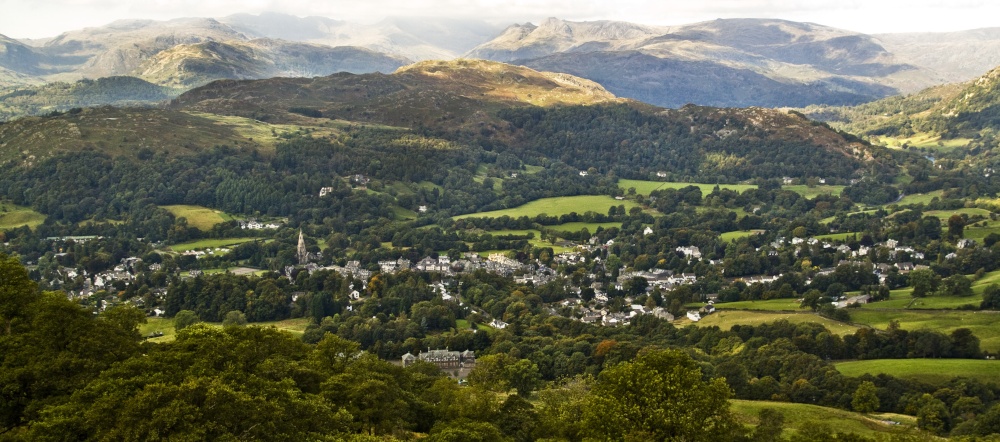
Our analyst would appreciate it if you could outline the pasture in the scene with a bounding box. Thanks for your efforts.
[731,400,918,438]
[834,359,1000,385]
[618,179,755,196]
[454,195,645,220]
[0,202,45,230]
[783,184,845,199]
[168,237,261,253]
[140,317,312,343]
[161,205,234,231]
[848,309,1000,353]
[719,230,765,242]
[688,310,859,336]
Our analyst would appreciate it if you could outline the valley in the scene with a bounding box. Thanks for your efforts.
[3,10,1000,441]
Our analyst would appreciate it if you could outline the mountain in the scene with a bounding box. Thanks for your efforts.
[0,33,47,76]
[37,18,250,80]
[467,18,943,108]
[220,13,502,61]
[804,64,1000,139]
[134,39,409,88]
[875,28,1000,83]
[171,59,620,128]
[0,76,172,121]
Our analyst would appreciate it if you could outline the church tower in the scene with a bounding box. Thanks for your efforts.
[297,229,308,264]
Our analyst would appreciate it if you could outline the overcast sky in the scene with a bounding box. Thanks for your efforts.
[1,0,998,39]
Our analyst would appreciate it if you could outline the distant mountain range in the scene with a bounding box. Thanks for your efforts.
[2,13,1000,112]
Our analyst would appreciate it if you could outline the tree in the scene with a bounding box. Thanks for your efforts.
[0,254,39,335]
[908,268,939,298]
[980,284,1000,309]
[852,381,880,413]
[937,274,973,297]
[583,349,739,441]
[468,354,540,397]
[222,310,248,328]
[173,310,200,331]
[947,214,966,239]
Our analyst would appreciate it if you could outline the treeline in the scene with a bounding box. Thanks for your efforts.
[494,104,894,183]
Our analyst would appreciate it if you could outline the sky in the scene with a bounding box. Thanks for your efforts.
[1,0,998,39]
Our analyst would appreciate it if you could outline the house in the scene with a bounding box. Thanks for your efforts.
[319,187,334,197]
[958,239,976,249]
[579,171,588,176]
[418,205,428,213]
[489,318,508,329]
[676,246,701,259]
[643,226,654,235]
[656,171,668,178]
[651,307,674,321]
[686,311,701,322]
[401,349,475,369]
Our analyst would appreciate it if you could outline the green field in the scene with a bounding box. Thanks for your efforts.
[140,317,312,343]
[720,230,765,242]
[688,310,859,336]
[161,205,234,231]
[782,184,845,199]
[0,202,46,230]
[618,179,755,196]
[731,400,918,438]
[486,229,576,253]
[169,237,261,253]
[546,222,622,233]
[876,134,972,152]
[834,359,1000,385]
[714,298,803,312]
[849,310,1000,353]
[455,195,646,220]
[815,232,859,241]
[923,208,992,220]
[895,190,943,206]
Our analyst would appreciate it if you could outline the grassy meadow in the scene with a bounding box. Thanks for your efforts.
[161,205,234,231]
[454,195,646,220]
[618,179,756,196]
[140,317,312,343]
[0,202,46,230]
[169,237,262,253]
[834,359,1000,385]
[731,400,919,438]
[687,310,859,336]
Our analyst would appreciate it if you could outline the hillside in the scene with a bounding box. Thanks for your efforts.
[135,39,409,88]
[876,27,1000,83]
[467,18,942,108]
[220,13,502,61]
[805,64,1000,138]
[171,59,620,128]
[0,76,172,121]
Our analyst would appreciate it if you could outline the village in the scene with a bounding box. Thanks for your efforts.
[15,223,951,336]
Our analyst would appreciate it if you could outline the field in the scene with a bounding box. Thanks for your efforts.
[0,202,46,230]
[687,310,859,336]
[719,230,765,242]
[814,232,860,241]
[923,208,992,220]
[454,195,646,220]
[731,400,918,438]
[168,237,262,253]
[849,309,1000,353]
[161,205,234,230]
[546,222,622,233]
[894,190,943,206]
[834,359,1000,385]
[618,179,755,196]
[875,134,972,152]
[714,298,803,312]
[140,317,312,343]
[186,111,341,151]
[485,229,576,253]
[782,184,845,199]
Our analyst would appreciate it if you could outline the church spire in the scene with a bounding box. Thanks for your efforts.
[297,229,308,265]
